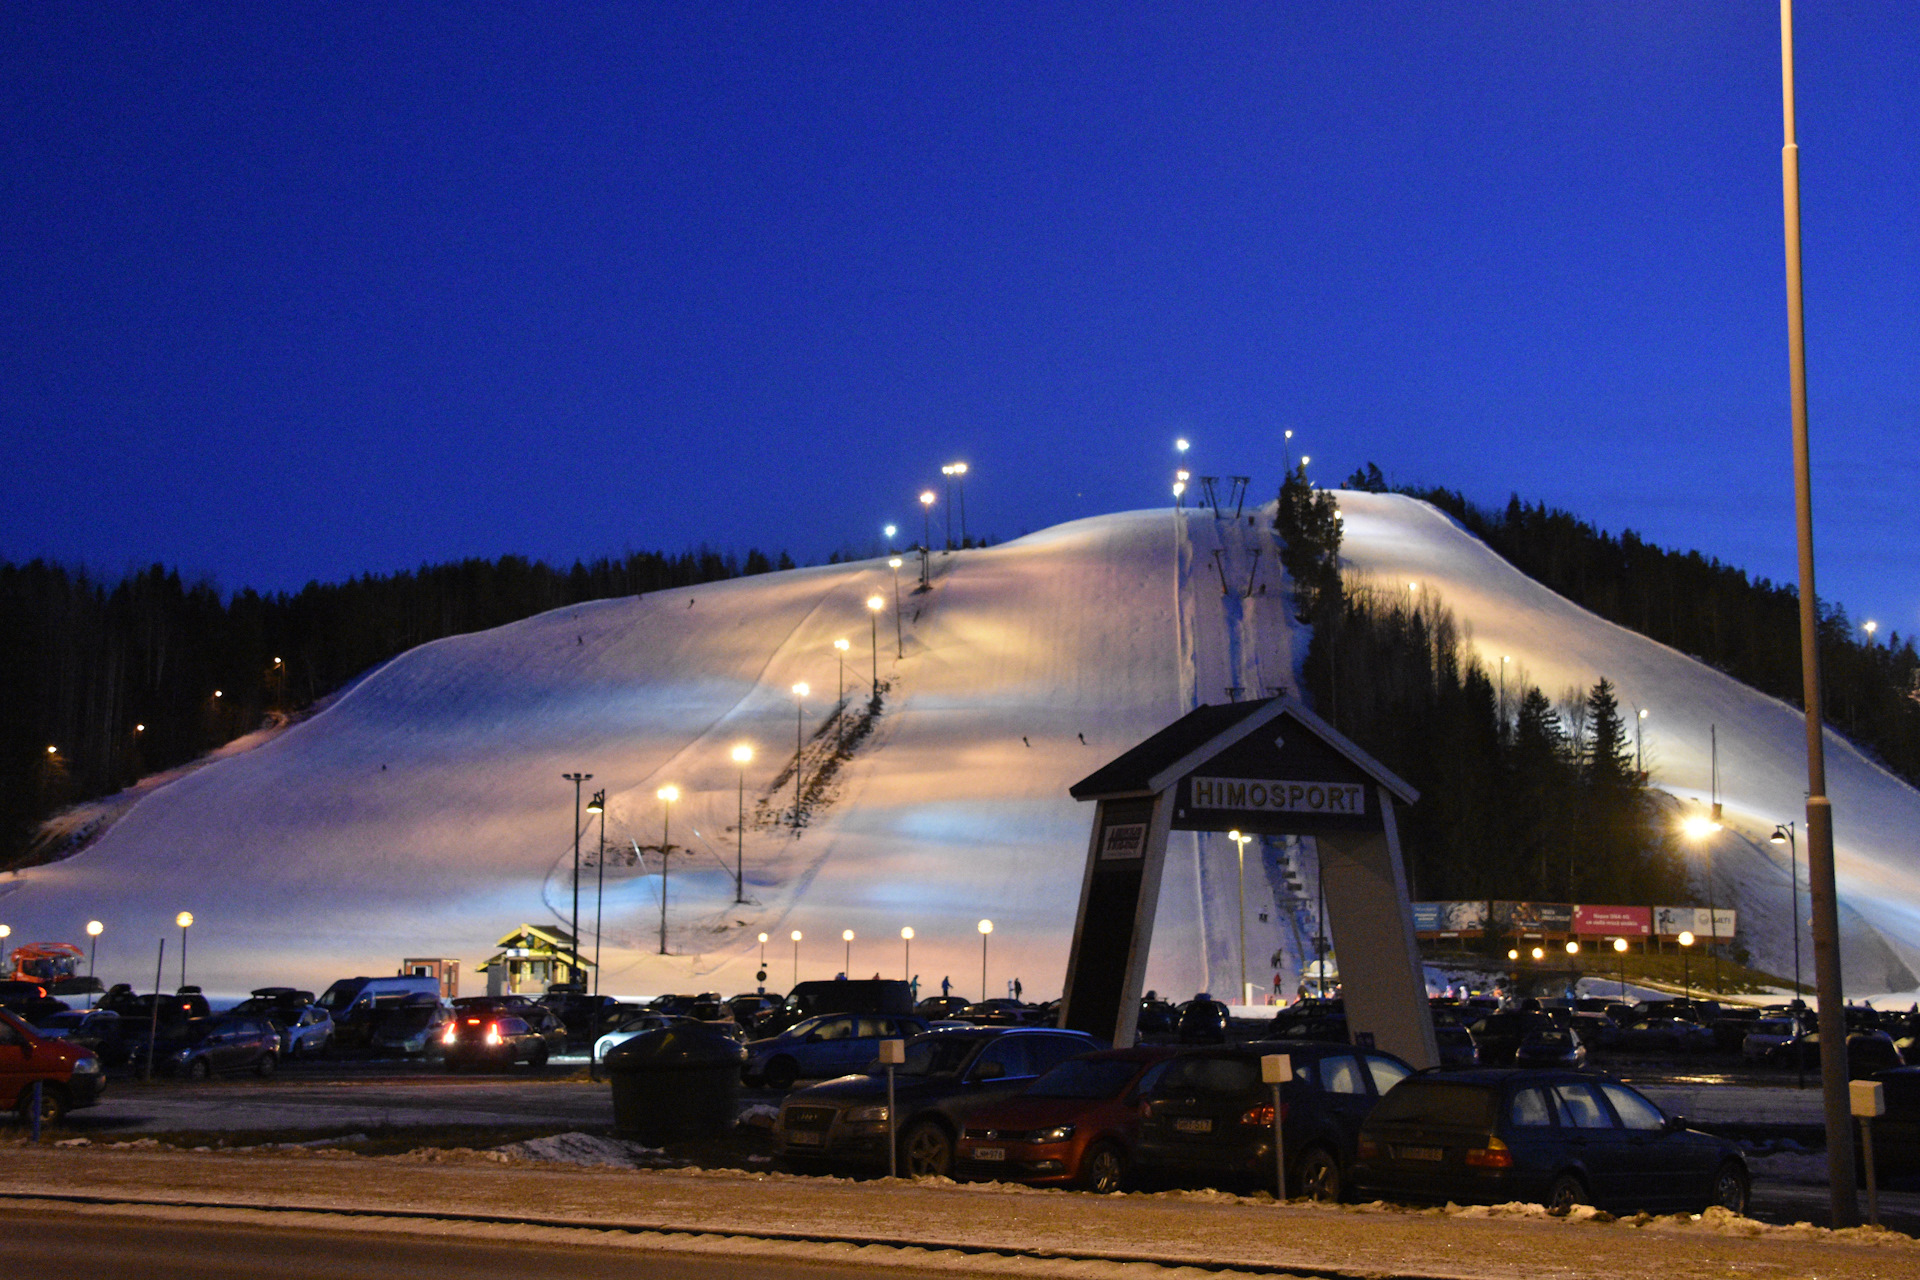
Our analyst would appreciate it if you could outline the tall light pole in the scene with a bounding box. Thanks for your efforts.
[656,785,678,955]
[978,919,993,1001]
[833,639,849,749]
[940,465,957,549]
[901,926,913,980]
[843,929,855,976]
[791,930,802,986]
[732,744,753,902]
[866,595,884,696]
[1613,936,1629,1000]
[1771,822,1804,1003]
[1229,831,1253,1005]
[1635,707,1648,776]
[1678,931,1694,1005]
[175,911,193,989]
[86,920,103,1006]
[790,683,809,826]
[561,771,592,985]
[587,790,606,999]
[1681,806,1724,994]
[919,490,936,561]
[1781,0,1855,1224]
[887,558,904,657]
[948,461,969,546]
[883,523,897,553]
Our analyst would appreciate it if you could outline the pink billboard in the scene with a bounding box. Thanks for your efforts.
[1573,905,1651,936]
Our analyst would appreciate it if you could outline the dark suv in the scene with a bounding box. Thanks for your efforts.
[776,1026,1102,1176]
[1131,1039,1413,1200]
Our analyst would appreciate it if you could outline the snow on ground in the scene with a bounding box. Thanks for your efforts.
[3,494,1918,1003]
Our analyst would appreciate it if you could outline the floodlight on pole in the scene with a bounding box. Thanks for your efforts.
[940,465,956,550]
[656,785,679,954]
[867,594,885,694]
[1678,930,1695,1003]
[86,919,103,1006]
[561,772,593,983]
[791,930,802,985]
[587,789,607,1001]
[887,558,904,656]
[833,639,849,749]
[843,929,855,975]
[978,919,993,1000]
[731,744,753,902]
[949,461,969,545]
[919,490,935,554]
[175,911,193,989]
[791,682,809,827]
[901,926,914,979]
[1229,830,1253,1004]
[757,932,768,966]
[883,523,897,552]
[1771,822,1804,1003]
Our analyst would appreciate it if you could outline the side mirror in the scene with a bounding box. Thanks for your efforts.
[1666,1114,1687,1132]
[974,1061,1006,1080]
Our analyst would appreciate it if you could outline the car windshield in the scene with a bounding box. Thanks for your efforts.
[39,1012,87,1030]
[317,980,365,1013]
[1368,1082,1497,1129]
[1024,1057,1141,1100]
[898,1034,987,1077]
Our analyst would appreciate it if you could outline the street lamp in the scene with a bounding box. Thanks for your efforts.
[86,920,103,1006]
[1635,707,1648,776]
[175,911,193,989]
[833,638,850,748]
[1771,823,1804,1002]
[791,930,803,986]
[1680,806,1723,993]
[843,929,855,975]
[1229,830,1253,1005]
[1530,946,1544,962]
[561,771,593,984]
[791,683,809,826]
[948,461,969,546]
[1678,931,1695,1005]
[867,594,885,695]
[978,919,993,1000]
[940,464,957,549]
[1564,940,1580,991]
[1613,937,1629,999]
[883,523,897,552]
[887,559,904,657]
[919,490,935,554]
[587,790,606,999]
[901,926,914,980]
[731,744,754,902]
[656,785,679,955]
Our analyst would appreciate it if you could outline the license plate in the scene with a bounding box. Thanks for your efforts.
[1174,1118,1213,1134]
[1397,1145,1443,1162]
[973,1147,1006,1161]
[786,1131,824,1146]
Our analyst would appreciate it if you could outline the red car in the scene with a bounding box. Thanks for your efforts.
[1,1007,106,1122]
[955,1046,1177,1192]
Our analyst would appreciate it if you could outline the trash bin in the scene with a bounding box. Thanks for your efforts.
[603,1022,742,1144]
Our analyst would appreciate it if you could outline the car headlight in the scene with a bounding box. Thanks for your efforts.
[71,1055,101,1075]
[174,1047,193,1060]
[1028,1124,1075,1143]
[846,1104,890,1124]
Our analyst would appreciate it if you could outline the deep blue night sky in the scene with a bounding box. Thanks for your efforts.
[4,4,1914,637]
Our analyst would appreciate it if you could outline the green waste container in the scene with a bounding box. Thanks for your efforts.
[603,1022,742,1144]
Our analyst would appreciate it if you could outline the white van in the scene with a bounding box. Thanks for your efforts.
[317,975,443,1046]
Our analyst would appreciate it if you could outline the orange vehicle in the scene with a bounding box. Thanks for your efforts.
[4,941,87,986]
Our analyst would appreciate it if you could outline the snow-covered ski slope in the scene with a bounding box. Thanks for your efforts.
[4,494,1917,1002]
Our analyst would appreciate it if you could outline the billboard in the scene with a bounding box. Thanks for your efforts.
[1491,901,1573,933]
[1412,901,1489,934]
[1654,907,1738,939]
[1573,905,1652,936]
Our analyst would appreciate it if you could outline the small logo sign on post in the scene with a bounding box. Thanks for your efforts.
[879,1038,906,1178]
[1852,1079,1886,1227]
[1261,1054,1292,1200]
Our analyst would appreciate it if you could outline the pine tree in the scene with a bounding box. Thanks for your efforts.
[1274,464,1343,623]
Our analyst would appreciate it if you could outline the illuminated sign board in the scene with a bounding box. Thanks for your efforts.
[1187,776,1367,817]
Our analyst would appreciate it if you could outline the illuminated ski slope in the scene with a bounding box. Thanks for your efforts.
[4,493,1917,1002]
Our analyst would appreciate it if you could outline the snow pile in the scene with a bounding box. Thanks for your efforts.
[492,1132,668,1168]
[4,495,1918,1001]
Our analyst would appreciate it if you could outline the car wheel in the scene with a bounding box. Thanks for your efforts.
[187,1058,212,1081]
[902,1120,955,1178]
[1544,1172,1588,1215]
[1080,1141,1127,1194]
[18,1084,68,1125]
[1706,1161,1750,1215]
[763,1056,800,1092]
[1293,1146,1344,1203]
[530,1045,549,1068]
[255,1052,277,1078]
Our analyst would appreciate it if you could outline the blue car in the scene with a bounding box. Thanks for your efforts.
[744,1012,929,1090]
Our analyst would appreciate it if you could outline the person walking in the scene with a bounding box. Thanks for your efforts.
[940,975,951,998]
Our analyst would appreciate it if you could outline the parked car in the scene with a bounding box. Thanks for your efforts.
[957,1000,1037,1027]
[229,988,334,1058]
[0,1007,106,1122]
[955,1046,1180,1191]
[1175,998,1232,1045]
[370,1001,453,1058]
[775,1026,1102,1176]
[1513,1027,1587,1070]
[1466,1012,1562,1066]
[164,1014,281,1079]
[1351,1069,1749,1215]
[1771,1029,1905,1079]
[441,1013,549,1071]
[1434,1023,1480,1068]
[539,987,620,1045]
[1265,1000,1348,1045]
[593,1012,692,1063]
[1613,1017,1715,1055]
[913,996,971,1021]
[756,979,915,1038]
[317,975,443,1048]
[745,1012,930,1090]
[1136,996,1177,1038]
[1742,1016,1807,1064]
[32,1009,123,1061]
[1130,1039,1413,1201]
[729,993,780,1028]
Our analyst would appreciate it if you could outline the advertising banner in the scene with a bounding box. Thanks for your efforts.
[1495,901,1573,932]
[1412,902,1489,935]
[1573,905,1652,936]
[1654,907,1737,938]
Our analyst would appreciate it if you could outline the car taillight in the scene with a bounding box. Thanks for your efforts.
[1240,1102,1287,1127]
[442,1025,458,1045]
[1464,1137,1512,1168]
[486,1024,502,1045]
[1357,1137,1379,1160]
